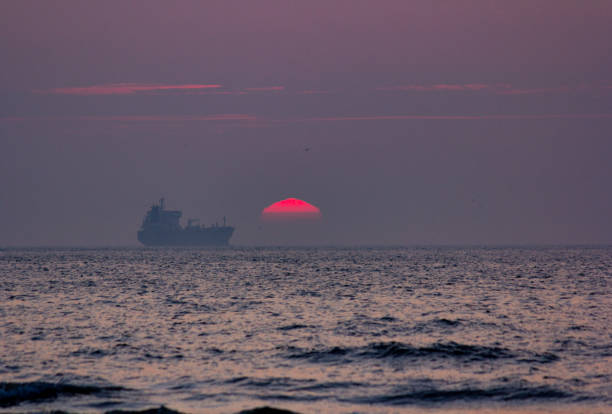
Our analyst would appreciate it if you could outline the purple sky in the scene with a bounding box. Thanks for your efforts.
[1,0,612,246]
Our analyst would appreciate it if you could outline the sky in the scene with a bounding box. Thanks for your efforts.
[1,0,612,246]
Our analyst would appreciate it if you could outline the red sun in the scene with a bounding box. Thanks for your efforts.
[261,198,322,221]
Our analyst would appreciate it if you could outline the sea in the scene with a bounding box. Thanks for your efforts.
[0,247,611,414]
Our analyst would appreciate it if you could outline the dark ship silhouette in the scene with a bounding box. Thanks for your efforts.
[137,198,234,246]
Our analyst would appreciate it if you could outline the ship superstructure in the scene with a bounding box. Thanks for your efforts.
[137,198,234,246]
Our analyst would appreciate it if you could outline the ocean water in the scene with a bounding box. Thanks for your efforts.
[0,247,611,414]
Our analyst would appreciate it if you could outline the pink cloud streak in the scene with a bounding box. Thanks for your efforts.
[33,83,223,95]
[495,86,573,95]
[29,83,607,97]
[82,114,256,121]
[0,114,256,122]
[243,86,285,92]
[4,113,612,125]
[298,90,331,95]
[377,83,594,95]
[302,113,612,122]
[377,84,502,92]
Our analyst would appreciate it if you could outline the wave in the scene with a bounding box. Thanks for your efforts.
[105,406,299,414]
[283,341,559,364]
[224,377,313,390]
[224,376,363,392]
[411,318,464,333]
[238,407,299,414]
[277,324,312,331]
[105,407,182,414]
[344,383,573,404]
[360,341,514,360]
[0,381,122,407]
[284,345,349,363]
[290,381,365,392]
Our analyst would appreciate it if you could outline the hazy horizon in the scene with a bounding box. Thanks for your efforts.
[2,1,612,247]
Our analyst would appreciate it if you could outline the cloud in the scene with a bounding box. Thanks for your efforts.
[4,113,612,125]
[243,86,285,92]
[377,83,497,92]
[376,83,589,95]
[297,90,331,95]
[301,113,612,122]
[85,114,257,121]
[212,91,249,95]
[495,86,573,95]
[32,83,288,96]
[0,114,256,122]
[30,82,606,98]
[196,87,285,95]
[33,83,222,95]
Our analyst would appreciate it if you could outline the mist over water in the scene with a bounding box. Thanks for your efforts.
[1,247,611,413]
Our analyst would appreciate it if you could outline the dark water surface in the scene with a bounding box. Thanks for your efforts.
[1,247,611,413]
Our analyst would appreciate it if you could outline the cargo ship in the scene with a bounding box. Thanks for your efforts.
[137,198,234,246]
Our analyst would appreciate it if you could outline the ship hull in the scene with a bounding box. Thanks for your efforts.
[137,227,234,247]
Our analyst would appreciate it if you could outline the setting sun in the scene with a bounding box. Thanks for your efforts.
[261,198,322,221]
